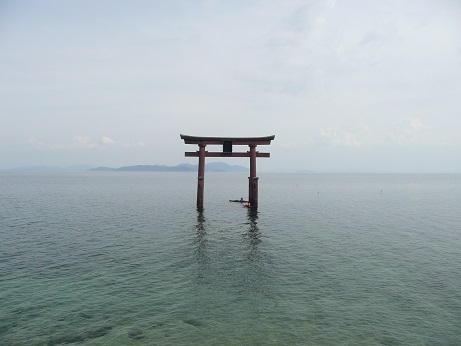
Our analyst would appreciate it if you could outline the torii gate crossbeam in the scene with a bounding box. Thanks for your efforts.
[180,134,275,209]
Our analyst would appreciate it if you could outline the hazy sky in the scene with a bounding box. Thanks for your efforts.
[1,0,460,172]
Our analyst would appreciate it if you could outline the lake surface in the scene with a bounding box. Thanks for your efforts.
[1,172,460,345]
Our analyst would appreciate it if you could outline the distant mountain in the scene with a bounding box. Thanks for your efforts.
[89,162,247,172]
[116,164,195,172]
[89,166,117,172]
[2,162,248,173]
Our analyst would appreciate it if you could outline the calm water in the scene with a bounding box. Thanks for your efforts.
[1,172,460,345]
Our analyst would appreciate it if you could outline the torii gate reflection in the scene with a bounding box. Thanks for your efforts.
[180,134,275,209]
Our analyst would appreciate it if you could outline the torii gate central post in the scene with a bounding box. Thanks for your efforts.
[180,135,275,209]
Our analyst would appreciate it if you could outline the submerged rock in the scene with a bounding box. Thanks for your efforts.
[47,326,112,345]
[183,319,202,327]
[128,330,145,340]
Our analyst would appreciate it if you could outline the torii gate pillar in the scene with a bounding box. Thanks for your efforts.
[181,135,275,210]
[248,144,258,208]
[197,144,206,208]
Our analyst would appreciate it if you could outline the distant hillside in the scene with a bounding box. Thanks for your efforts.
[90,162,247,172]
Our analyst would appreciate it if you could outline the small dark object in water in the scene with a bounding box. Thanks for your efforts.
[229,199,248,203]
[183,318,202,327]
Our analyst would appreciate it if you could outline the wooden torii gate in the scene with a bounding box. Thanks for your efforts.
[180,134,275,209]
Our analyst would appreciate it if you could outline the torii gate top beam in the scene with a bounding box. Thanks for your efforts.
[180,134,275,146]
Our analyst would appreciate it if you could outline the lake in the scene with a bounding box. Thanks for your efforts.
[1,172,460,345]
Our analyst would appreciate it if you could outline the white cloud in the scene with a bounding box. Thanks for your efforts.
[29,136,46,149]
[100,136,115,145]
[123,141,146,148]
[29,135,137,151]
[318,127,360,147]
[390,117,426,146]
[74,136,96,149]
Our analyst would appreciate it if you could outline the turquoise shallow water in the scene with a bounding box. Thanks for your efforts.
[1,172,460,345]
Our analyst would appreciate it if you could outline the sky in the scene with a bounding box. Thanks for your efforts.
[1,0,460,173]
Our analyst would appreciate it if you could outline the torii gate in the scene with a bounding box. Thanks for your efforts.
[180,134,275,209]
